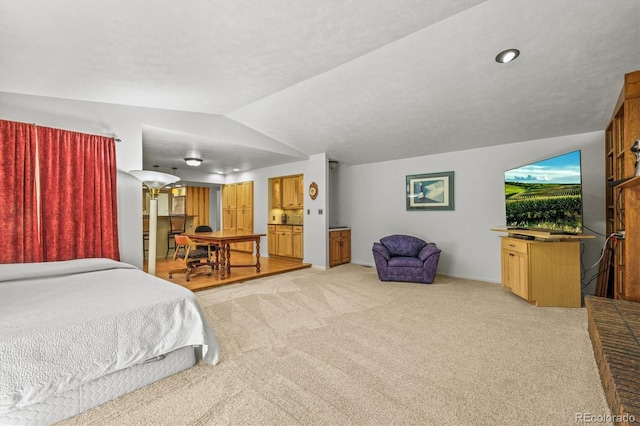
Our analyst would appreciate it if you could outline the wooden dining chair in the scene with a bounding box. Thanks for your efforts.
[168,235,213,282]
[166,215,187,258]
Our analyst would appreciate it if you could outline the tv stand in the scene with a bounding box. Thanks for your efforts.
[491,229,594,307]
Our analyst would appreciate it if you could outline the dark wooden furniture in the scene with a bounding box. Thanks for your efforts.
[184,231,266,280]
[166,215,187,258]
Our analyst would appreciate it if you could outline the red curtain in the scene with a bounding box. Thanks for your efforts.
[0,120,120,263]
[0,120,42,263]
[38,126,120,261]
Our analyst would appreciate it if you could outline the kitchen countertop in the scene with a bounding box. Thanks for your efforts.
[268,223,304,226]
[328,226,350,231]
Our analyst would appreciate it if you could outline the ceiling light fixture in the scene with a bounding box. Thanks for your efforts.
[495,48,520,64]
[184,157,202,167]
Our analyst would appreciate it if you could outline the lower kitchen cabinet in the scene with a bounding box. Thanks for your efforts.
[329,229,351,267]
[268,224,303,260]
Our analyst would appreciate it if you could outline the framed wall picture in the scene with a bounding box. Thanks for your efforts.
[406,171,454,211]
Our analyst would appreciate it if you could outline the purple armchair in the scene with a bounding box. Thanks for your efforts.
[372,235,441,284]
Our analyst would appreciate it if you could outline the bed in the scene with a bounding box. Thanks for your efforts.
[0,258,220,425]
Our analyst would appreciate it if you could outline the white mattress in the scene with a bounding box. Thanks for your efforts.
[1,346,197,426]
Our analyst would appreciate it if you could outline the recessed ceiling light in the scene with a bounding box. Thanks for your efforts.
[217,171,224,174]
[495,49,520,64]
[233,168,240,172]
[184,157,202,166]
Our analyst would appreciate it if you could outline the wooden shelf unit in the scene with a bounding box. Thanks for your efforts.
[604,70,640,302]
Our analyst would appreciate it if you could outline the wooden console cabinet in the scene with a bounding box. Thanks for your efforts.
[500,236,581,307]
[329,229,351,267]
[491,228,594,307]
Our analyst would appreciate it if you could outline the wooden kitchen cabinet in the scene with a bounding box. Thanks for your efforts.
[222,184,237,209]
[297,175,304,207]
[272,178,282,209]
[236,207,254,251]
[221,181,254,252]
[282,175,303,209]
[329,229,351,267]
[268,224,303,260]
[237,181,253,209]
[275,225,293,257]
[268,225,276,255]
[292,226,303,259]
[222,208,236,232]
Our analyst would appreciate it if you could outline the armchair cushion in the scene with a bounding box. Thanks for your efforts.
[388,257,424,268]
[380,235,427,257]
[372,234,441,284]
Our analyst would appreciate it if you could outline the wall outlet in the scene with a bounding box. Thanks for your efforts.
[318,209,323,215]
[307,209,311,215]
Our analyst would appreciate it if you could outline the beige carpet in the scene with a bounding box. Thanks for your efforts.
[60,264,611,425]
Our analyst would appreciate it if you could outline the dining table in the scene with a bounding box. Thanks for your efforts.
[183,230,267,280]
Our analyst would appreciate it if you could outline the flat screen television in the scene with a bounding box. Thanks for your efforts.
[504,150,583,234]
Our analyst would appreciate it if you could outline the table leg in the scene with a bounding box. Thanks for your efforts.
[219,244,227,280]
[226,244,231,276]
[255,238,261,273]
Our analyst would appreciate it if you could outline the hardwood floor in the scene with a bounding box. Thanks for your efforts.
[144,251,312,292]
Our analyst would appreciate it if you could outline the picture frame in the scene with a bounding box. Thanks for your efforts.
[406,171,454,211]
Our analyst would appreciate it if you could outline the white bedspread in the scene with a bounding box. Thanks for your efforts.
[0,258,219,414]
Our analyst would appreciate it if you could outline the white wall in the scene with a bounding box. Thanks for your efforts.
[336,131,606,294]
[1,92,606,292]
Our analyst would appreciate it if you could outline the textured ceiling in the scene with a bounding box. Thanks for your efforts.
[1,0,639,177]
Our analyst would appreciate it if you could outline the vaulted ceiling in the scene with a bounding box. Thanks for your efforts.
[1,0,638,177]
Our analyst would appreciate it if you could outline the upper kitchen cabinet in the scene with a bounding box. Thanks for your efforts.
[282,175,304,209]
[222,184,237,209]
[237,181,253,209]
[272,178,282,209]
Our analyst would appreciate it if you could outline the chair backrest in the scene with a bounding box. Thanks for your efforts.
[380,234,427,257]
[169,215,187,233]
[195,225,213,232]
[179,235,210,261]
[174,234,188,246]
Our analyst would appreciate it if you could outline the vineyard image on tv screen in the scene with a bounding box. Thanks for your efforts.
[504,150,583,234]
